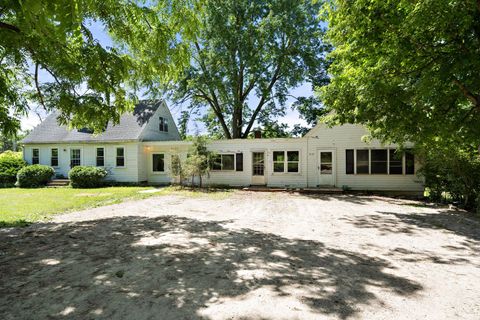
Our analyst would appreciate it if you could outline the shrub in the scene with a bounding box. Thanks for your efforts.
[0,151,27,187]
[16,165,54,188]
[69,166,108,188]
[419,147,480,212]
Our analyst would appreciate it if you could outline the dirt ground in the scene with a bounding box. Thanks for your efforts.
[1,191,479,320]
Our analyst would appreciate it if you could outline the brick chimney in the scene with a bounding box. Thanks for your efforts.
[254,130,262,139]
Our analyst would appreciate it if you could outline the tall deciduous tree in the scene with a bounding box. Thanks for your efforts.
[0,0,196,136]
[166,0,329,139]
[321,0,480,150]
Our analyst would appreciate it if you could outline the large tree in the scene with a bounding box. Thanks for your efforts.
[166,0,329,139]
[0,0,195,137]
[321,0,480,149]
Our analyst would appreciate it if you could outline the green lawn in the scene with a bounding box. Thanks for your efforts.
[0,186,167,227]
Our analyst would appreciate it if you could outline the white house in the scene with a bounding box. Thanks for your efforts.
[21,100,424,193]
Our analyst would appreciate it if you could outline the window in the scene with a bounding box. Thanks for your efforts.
[159,117,168,132]
[405,150,415,174]
[116,147,125,167]
[287,151,299,173]
[389,150,403,174]
[273,151,285,172]
[236,153,243,172]
[210,154,235,171]
[32,148,39,164]
[356,150,369,174]
[273,151,299,173]
[96,148,105,167]
[320,152,333,174]
[152,154,165,172]
[346,149,354,174]
[371,149,388,174]
[51,148,58,167]
[70,149,81,167]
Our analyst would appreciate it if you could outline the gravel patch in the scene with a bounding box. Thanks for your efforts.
[1,191,479,319]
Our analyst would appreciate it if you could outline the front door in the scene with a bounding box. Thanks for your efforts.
[251,152,266,185]
[318,150,335,186]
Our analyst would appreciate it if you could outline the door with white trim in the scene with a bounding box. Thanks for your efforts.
[251,152,266,185]
[318,150,335,186]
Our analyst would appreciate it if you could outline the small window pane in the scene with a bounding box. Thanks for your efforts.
[116,158,124,167]
[405,150,415,174]
[211,155,221,170]
[273,151,285,162]
[51,149,58,167]
[116,148,124,157]
[274,162,284,172]
[321,152,332,163]
[356,150,369,174]
[96,148,104,157]
[222,154,234,170]
[32,148,39,164]
[236,153,243,171]
[371,149,388,174]
[321,163,332,174]
[389,150,403,174]
[288,162,299,173]
[346,149,354,174]
[152,154,164,172]
[287,151,299,162]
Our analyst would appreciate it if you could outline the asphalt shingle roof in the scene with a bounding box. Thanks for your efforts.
[22,100,162,144]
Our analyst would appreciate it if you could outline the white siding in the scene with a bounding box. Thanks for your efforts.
[305,124,424,191]
[139,101,181,142]
[23,143,141,182]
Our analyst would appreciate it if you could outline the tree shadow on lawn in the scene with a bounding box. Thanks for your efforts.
[0,216,422,320]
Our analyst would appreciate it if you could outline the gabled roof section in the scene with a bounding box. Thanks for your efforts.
[22,100,178,144]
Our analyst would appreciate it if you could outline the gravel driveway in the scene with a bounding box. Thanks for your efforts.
[1,191,479,319]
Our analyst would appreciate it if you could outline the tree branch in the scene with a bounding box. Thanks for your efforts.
[0,21,20,32]
[242,63,283,138]
[34,63,47,109]
[453,79,479,107]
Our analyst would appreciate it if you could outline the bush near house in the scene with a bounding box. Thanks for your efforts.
[16,165,54,188]
[419,147,480,213]
[0,151,27,187]
[69,166,108,188]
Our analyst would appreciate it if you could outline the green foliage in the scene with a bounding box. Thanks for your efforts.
[418,146,480,212]
[321,0,480,148]
[16,164,54,188]
[0,0,196,137]
[68,166,108,188]
[168,0,329,138]
[183,136,213,187]
[0,151,27,187]
[170,154,184,184]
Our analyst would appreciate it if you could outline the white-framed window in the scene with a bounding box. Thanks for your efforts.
[159,117,168,132]
[32,148,39,164]
[50,148,58,167]
[116,147,125,167]
[347,148,414,175]
[273,151,300,173]
[70,149,81,168]
[211,154,235,171]
[152,153,165,172]
[96,147,105,167]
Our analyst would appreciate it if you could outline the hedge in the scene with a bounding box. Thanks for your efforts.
[16,165,54,188]
[0,151,27,187]
[69,166,108,188]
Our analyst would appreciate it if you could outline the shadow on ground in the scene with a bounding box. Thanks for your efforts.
[0,216,422,320]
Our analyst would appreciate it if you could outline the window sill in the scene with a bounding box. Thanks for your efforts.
[151,171,167,175]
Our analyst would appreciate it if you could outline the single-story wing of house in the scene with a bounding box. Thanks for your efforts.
[21,100,424,193]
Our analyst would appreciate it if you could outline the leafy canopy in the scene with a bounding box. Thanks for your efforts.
[0,0,197,136]
[164,0,329,139]
[321,0,480,149]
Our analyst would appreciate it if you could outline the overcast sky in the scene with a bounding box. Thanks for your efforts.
[21,21,312,134]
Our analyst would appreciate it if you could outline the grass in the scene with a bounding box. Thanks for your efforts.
[0,186,163,227]
[0,185,235,227]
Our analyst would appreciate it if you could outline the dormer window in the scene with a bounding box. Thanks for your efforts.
[159,117,168,132]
